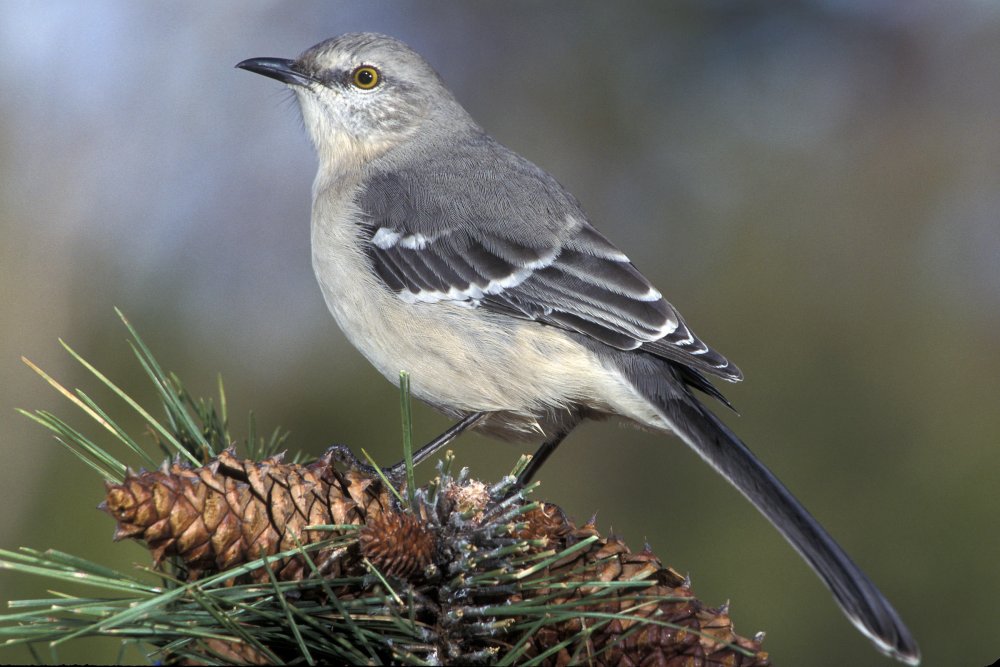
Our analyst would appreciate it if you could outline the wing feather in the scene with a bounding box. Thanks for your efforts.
[355,135,742,382]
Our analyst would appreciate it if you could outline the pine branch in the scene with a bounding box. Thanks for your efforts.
[3,311,770,665]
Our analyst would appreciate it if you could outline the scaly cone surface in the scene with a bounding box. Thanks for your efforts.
[101,446,394,582]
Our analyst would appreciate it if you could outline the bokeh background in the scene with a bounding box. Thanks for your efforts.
[2,2,998,664]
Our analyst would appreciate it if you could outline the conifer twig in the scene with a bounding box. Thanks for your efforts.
[3,312,771,665]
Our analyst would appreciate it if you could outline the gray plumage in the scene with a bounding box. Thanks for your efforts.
[357,136,738,381]
[237,32,919,664]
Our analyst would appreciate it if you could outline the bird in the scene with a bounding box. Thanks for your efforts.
[236,32,919,664]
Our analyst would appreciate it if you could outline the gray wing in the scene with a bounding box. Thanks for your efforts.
[357,135,742,382]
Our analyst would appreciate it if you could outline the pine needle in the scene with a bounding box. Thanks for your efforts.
[399,370,416,509]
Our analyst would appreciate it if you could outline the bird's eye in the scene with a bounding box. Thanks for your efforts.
[351,65,380,90]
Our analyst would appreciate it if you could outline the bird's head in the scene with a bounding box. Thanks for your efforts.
[238,33,466,170]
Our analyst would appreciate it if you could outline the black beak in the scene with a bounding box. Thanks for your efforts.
[236,57,316,87]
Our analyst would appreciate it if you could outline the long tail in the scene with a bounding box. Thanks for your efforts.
[658,388,920,664]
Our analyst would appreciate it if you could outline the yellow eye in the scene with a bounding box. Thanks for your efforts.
[351,65,380,90]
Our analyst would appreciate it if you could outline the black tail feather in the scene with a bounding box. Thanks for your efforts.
[661,392,920,664]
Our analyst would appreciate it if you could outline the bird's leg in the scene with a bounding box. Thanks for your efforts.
[385,411,488,477]
[513,422,579,489]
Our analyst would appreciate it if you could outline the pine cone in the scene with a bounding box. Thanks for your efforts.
[179,639,270,666]
[100,447,393,582]
[358,507,437,578]
[452,495,770,667]
[535,534,769,666]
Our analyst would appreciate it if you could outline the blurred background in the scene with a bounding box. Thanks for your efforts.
[2,1,998,664]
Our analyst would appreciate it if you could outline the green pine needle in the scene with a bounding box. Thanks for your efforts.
[399,370,416,509]
[360,447,406,506]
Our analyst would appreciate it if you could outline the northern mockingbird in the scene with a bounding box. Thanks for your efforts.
[237,33,919,664]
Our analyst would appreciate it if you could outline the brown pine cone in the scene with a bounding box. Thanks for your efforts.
[358,507,438,578]
[463,499,770,666]
[100,446,394,582]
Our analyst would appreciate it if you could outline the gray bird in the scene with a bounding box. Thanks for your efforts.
[237,33,919,664]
